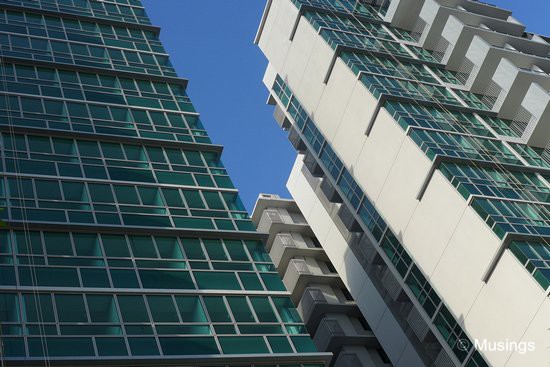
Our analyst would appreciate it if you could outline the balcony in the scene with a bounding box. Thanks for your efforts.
[385,0,514,33]
[270,233,327,274]
[313,317,379,354]
[283,259,343,303]
[298,287,361,332]
[441,18,550,72]
[255,208,314,251]
[334,350,393,367]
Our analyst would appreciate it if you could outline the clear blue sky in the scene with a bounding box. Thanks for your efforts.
[142,0,549,211]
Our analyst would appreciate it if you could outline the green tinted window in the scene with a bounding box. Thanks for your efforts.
[43,232,72,255]
[203,297,230,322]
[227,297,254,322]
[160,337,218,355]
[55,294,87,322]
[114,186,139,204]
[72,233,102,256]
[181,238,205,260]
[219,336,269,354]
[155,237,183,259]
[89,184,114,202]
[14,231,43,254]
[35,180,61,200]
[203,239,227,260]
[175,296,207,322]
[195,272,240,290]
[118,295,149,322]
[0,294,19,322]
[250,297,277,322]
[129,236,156,258]
[23,294,55,322]
[101,235,130,257]
[62,182,88,201]
[148,296,179,322]
[268,336,293,353]
[87,295,119,322]
[96,337,127,356]
[273,297,302,323]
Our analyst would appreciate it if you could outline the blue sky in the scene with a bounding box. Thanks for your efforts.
[142,0,549,211]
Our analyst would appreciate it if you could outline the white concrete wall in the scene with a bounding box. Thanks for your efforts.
[287,157,426,367]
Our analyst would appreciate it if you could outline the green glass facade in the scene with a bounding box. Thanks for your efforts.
[266,0,550,366]
[0,0,327,365]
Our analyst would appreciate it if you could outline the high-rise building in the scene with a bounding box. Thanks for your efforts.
[0,1,331,366]
[255,0,549,366]
[252,193,393,366]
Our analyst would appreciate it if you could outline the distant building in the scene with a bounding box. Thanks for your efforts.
[253,193,393,366]
[255,0,549,366]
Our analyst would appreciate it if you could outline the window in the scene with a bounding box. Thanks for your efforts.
[55,294,87,322]
[219,336,269,354]
[203,297,230,322]
[101,234,130,257]
[87,295,119,322]
[175,296,207,322]
[43,232,72,255]
[0,294,19,322]
[129,236,156,258]
[194,272,240,290]
[35,180,61,200]
[147,296,178,322]
[118,295,149,322]
[23,294,55,322]
[227,297,254,322]
[250,297,277,322]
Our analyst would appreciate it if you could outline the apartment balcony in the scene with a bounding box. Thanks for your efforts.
[486,58,550,117]
[313,317,379,355]
[334,352,365,367]
[334,350,392,367]
[288,126,307,153]
[273,103,291,130]
[385,0,515,34]
[298,287,361,332]
[320,177,342,204]
[517,83,550,148]
[254,208,314,251]
[441,17,550,71]
[270,233,327,274]
[337,205,362,233]
[283,259,343,304]
[303,151,324,178]
[417,0,524,50]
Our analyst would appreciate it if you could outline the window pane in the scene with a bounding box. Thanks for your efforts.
[118,295,149,322]
[147,296,178,322]
[227,297,254,322]
[55,294,87,322]
[250,297,277,322]
[129,236,156,258]
[0,294,19,322]
[101,235,130,257]
[174,296,207,322]
[155,237,183,259]
[87,295,119,322]
[219,336,269,354]
[43,232,72,255]
[203,297,230,322]
[72,233,102,256]
[23,294,55,322]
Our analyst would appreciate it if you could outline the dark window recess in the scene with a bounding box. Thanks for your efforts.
[341,287,354,302]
